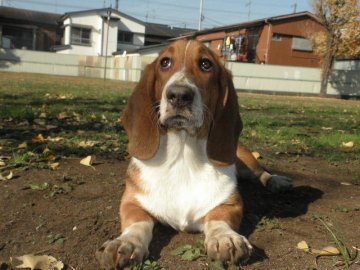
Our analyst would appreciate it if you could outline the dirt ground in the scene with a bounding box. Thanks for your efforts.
[0,152,359,270]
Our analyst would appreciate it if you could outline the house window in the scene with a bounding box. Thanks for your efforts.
[71,26,91,45]
[292,37,313,52]
[118,31,133,44]
[272,33,282,41]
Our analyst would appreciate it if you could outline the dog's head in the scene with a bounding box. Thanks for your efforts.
[122,39,242,166]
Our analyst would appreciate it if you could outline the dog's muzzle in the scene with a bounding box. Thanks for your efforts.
[161,83,196,130]
[166,84,195,109]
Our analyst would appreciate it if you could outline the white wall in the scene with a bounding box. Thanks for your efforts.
[58,12,119,56]
[1,49,359,97]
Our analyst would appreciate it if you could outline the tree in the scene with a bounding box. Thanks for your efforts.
[311,0,360,96]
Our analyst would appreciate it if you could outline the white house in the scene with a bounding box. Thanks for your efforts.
[57,8,145,56]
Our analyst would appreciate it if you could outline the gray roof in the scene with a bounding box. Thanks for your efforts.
[190,11,321,37]
[145,22,194,38]
[0,6,61,26]
[60,8,145,25]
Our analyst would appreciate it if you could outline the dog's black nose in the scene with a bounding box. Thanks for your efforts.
[166,85,194,108]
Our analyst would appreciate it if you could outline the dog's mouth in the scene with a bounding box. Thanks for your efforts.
[162,115,192,130]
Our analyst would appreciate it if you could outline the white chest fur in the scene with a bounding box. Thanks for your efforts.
[132,131,237,232]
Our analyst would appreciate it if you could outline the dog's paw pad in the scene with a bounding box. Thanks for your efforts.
[205,233,253,264]
[96,238,147,270]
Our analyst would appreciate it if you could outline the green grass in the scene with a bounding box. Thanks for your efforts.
[0,72,134,170]
[1,71,359,172]
[239,95,360,163]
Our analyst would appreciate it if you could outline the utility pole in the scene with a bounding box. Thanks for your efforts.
[104,8,111,80]
[291,1,297,13]
[245,0,252,21]
[198,0,204,31]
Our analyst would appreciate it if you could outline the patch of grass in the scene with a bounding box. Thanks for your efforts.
[314,214,359,269]
[239,94,360,164]
[134,259,162,270]
[0,72,132,170]
[1,72,359,174]
[171,241,206,261]
[255,216,281,232]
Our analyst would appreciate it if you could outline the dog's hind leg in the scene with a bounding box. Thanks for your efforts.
[236,144,292,192]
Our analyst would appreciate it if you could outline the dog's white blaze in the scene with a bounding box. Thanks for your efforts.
[133,131,237,232]
[159,70,203,128]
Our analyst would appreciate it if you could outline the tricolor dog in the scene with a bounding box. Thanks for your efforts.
[96,40,292,269]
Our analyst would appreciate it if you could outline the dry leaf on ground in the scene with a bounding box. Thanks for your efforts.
[0,171,13,181]
[297,240,309,251]
[32,134,45,143]
[296,241,340,257]
[46,136,64,142]
[13,254,64,270]
[341,141,354,148]
[78,140,98,148]
[49,162,60,170]
[57,112,70,120]
[251,151,261,160]
[18,142,28,149]
[80,156,96,166]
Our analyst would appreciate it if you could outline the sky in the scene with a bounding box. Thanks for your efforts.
[1,0,313,29]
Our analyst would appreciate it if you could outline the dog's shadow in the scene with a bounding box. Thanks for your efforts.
[147,172,323,266]
[239,174,323,263]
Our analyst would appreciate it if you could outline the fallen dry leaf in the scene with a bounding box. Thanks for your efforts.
[49,162,60,170]
[78,140,98,148]
[341,141,354,148]
[32,134,45,143]
[46,125,58,130]
[13,254,64,270]
[296,241,340,257]
[33,119,46,126]
[297,240,309,251]
[46,136,64,142]
[57,112,70,120]
[340,182,352,186]
[251,151,261,160]
[0,171,14,181]
[18,142,28,149]
[80,155,96,167]
[291,139,301,145]
[316,246,340,256]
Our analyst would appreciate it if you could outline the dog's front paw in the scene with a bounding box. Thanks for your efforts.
[96,238,148,270]
[266,175,292,193]
[205,232,253,264]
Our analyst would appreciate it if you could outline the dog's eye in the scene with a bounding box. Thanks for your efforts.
[199,58,213,72]
[160,57,172,70]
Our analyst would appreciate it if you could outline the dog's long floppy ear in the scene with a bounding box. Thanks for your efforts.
[207,67,243,167]
[121,62,160,160]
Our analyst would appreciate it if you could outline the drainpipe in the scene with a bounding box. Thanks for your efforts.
[265,19,272,64]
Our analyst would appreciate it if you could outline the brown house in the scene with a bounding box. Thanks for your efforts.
[0,6,62,51]
[186,12,325,67]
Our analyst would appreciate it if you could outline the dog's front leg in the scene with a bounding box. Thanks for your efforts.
[204,193,253,264]
[96,187,154,270]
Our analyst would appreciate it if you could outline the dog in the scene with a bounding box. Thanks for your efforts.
[96,39,292,269]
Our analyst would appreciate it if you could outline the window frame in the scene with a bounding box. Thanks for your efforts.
[118,30,134,44]
[70,25,92,46]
